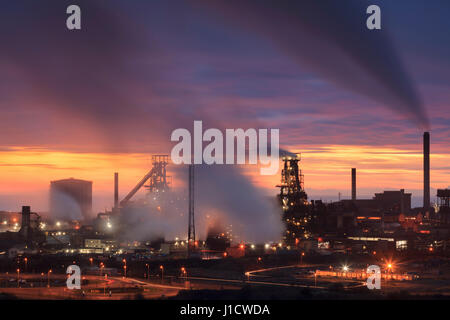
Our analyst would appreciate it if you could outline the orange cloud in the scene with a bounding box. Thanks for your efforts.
[1,144,449,212]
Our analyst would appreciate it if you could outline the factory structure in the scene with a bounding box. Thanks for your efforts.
[0,132,449,261]
[50,178,93,221]
[279,132,450,255]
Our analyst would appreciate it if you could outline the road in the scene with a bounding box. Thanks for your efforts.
[0,274,181,300]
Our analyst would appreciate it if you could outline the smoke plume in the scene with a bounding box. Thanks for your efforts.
[191,0,429,129]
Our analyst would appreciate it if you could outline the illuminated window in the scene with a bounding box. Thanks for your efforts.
[396,240,407,251]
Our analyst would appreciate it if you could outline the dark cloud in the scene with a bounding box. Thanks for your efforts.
[191,0,429,129]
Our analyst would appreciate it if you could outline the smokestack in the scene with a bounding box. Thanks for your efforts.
[20,206,31,246]
[21,206,31,229]
[114,172,119,209]
[351,168,356,200]
[423,132,430,210]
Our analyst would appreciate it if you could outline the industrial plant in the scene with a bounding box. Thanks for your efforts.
[277,132,450,255]
[0,131,449,300]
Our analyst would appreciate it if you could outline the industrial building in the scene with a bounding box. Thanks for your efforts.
[50,178,93,221]
[277,132,450,256]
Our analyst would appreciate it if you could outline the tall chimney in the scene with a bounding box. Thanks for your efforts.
[351,168,356,200]
[20,206,31,246]
[114,172,119,208]
[423,132,430,210]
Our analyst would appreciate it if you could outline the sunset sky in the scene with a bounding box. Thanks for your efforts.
[1,0,449,214]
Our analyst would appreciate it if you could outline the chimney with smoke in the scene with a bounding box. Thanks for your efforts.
[352,168,356,200]
[423,132,430,210]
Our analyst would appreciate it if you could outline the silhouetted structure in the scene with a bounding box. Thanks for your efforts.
[373,189,411,213]
[437,189,450,224]
[188,164,196,256]
[120,155,170,206]
[50,178,92,220]
[424,132,430,210]
[352,168,356,200]
[114,172,119,209]
[277,155,311,245]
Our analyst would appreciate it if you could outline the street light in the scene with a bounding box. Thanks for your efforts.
[159,265,164,283]
[47,269,52,288]
[386,262,394,274]
[181,267,187,280]
[99,262,104,277]
[121,259,127,277]
[24,257,28,273]
[89,257,93,266]
[300,252,305,265]
[145,264,149,279]
[16,268,20,288]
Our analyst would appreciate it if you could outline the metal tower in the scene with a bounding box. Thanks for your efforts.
[120,155,171,207]
[145,155,171,193]
[277,155,308,207]
[277,155,310,246]
[187,164,196,256]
